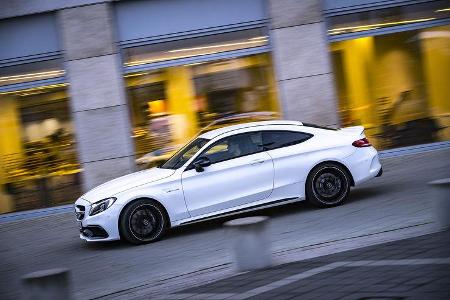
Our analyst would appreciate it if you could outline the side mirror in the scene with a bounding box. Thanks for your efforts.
[193,156,211,172]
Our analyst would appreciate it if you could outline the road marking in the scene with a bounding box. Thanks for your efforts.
[166,258,450,300]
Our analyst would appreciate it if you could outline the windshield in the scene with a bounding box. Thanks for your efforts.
[160,138,209,169]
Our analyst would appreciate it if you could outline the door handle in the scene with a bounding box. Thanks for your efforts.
[250,159,265,165]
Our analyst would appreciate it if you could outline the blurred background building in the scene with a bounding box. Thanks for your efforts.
[0,0,449,213]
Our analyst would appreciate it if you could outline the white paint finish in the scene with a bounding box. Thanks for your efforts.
[81,168,175,203]
[182,152,274,217]
[199,120,303,140]
[74,121,381,241]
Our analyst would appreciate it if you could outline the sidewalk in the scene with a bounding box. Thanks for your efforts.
[159,230,450,300]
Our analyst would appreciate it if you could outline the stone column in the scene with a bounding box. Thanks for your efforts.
[58,3,135,191]
[268,0,339,126]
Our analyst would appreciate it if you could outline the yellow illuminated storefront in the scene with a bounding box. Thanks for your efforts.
[123,29,281,165]
[0,62,81,213]
[328,2,450,149]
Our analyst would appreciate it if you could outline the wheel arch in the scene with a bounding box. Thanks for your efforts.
[306,160,355,187]
[118,197,171,239]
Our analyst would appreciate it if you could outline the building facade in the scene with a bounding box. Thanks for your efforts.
[0,0,449,213]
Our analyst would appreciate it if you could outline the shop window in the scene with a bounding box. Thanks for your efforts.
[330,25,450,149]
[123,28,268,67]
[328,1,449,37]
[126,53,280,169]
[0,83,81,213]
[0,59,64,87]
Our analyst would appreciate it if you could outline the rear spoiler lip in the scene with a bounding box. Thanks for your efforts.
[340,126,365,137]
[340,125,365,135]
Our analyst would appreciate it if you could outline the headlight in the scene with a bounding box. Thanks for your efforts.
[89,197,116,216]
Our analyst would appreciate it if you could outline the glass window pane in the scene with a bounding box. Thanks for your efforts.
[262,131,312,150]
[160,138,209,169]
[328,1,449,36]
[0,83,81,213]
[123,28,268,67]
[126,52,280,169]
[0,59,65,87]
[330,25,450,149]
[202,132,263,164]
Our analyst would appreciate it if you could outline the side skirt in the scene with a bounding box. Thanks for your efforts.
[177,197,303,226]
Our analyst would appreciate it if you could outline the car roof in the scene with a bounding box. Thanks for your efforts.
[198,120,304,139]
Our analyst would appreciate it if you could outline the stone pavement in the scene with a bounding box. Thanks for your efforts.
[159,230,450,300]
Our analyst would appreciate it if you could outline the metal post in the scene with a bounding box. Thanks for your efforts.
[429,178,450,230]
[224,216,272,272]
[22,268,72,300]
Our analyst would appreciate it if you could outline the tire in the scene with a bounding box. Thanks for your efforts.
[306,163,350,208]
[119,199,168,244]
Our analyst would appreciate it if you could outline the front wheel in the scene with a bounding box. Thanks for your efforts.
[119,199,167,244]
[306,163,350,208]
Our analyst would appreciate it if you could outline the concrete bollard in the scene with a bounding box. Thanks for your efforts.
[224,216,272,272]
[429,178,450,230]
[22,268,72,300]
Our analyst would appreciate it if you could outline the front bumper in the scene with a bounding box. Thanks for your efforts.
[74,198,121,242]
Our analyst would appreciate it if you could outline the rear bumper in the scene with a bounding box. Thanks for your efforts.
[346,146,382,185]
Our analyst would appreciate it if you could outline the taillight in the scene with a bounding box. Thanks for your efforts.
[352,137,371,147]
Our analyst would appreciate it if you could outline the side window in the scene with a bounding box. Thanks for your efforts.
[200,132,263,164]
[262,131,312,150]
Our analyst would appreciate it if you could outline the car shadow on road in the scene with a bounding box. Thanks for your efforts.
[346,186,386,203]
[168,185,388,239]
[165,201,316,240]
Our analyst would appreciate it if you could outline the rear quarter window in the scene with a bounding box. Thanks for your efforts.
[262,131,312,150]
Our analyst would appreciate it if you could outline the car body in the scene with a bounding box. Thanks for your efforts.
[75,120,382,244]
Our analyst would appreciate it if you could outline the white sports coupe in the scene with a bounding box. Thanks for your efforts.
[74,121,382,244]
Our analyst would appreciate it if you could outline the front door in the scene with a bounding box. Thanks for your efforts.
[181,131,274,217]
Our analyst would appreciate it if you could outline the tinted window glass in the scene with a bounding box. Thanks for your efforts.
[200,132,263,164]
[262,131,312,150]
[160,138,209,169]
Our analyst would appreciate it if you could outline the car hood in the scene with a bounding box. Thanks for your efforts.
[81,167,175,203]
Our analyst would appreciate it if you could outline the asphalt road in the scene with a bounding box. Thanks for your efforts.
[1,148,449,300]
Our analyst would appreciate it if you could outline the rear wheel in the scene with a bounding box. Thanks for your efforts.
[119,199,167,244]
[306,163,350,207]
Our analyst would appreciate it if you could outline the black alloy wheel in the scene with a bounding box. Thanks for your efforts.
[306,163,350,207]
[120,199,167,244]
